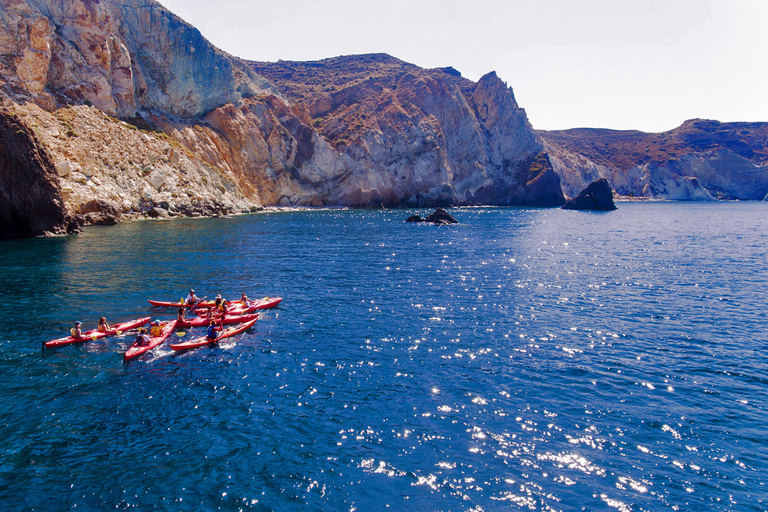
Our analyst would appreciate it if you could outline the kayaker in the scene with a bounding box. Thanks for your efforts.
[177,308,186,323]
[218,298,228,315]
[185,289,200,306]
[240,293,250,306]
[134,327,150,347]
[98,317,110,332]
[206,322,220,342]
[71,321,83,338]
[150,320,162,337]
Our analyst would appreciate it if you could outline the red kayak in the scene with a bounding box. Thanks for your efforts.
[194,297,282,316]
[45,317,151,349]
[169,317,258,352]
[123,320,178,361]
[148,299,214,309]
[248,297,282,310]
[177,313,258,329]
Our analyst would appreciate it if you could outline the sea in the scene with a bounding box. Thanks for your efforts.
[0,202,766,511]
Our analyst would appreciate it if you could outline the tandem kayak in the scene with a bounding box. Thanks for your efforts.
[123,320,178,362]
[45,317,151,349]
[148,299,213,309]
[169,317,258,352]
[193,297,282,316]
[177,313,258,329]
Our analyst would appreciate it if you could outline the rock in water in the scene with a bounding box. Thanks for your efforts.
[561,178,617,211]
[424,208,458,225]
[405,215,424,223]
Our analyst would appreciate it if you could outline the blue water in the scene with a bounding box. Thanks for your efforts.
[0,203,766,511]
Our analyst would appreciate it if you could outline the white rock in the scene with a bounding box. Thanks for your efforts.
[71,172,88,184]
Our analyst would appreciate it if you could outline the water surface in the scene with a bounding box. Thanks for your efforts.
[0,202,766,511]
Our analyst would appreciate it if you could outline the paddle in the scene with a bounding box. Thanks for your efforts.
[175,331,187,337]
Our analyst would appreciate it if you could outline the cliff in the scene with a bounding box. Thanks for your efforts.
[249,55,564,207]
[539,120,768,200]
[0,0,564,237]
[0,110,79,237]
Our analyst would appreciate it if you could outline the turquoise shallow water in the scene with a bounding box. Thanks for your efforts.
[0,203,767,511]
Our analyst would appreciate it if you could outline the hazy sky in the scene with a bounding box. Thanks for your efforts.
[157,0,767,133]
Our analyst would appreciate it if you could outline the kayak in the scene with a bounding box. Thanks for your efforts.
[169,317,258,352]
[194,297,282,316]
[148,299,214,309]
[151,296,282,312]
[123,320,178,361]
[177,313,258,329]
[248,297,282,310]
[45,316,151,349]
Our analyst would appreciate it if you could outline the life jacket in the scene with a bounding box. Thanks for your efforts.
[207,324,218,340]
[150,325,162,337]
[71,327,79,337]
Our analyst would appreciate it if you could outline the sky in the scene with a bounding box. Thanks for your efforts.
[157,0,768,133]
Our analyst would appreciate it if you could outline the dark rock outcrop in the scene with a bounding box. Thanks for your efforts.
[0,111,78,238]
[562,178,617,211]
[406,208,458,225]
[78,199,120,225]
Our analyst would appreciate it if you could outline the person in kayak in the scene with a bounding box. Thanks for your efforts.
[240,293,250,306]
[134,327,150,347]
[177,308,186,323]
[185,290,201,306]
[98,317,110,332]
[150,320,162,337]
[71,321,83,338]
[206,322,221,342]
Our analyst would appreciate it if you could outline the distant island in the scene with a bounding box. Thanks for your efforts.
[0,0,766,238]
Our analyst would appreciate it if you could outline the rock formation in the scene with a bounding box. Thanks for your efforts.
[561,178,617,211]
[0,0,764,239]
[0,0,566,237]
[540,120,768,201]
[405,207,458,225]
[0,110,80,237]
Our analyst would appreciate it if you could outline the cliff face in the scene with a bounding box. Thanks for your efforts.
[0,110,79,237]
[0,0,277,117]
[540,120,768,200]
[0,1,564,235]
[250,55,563,207]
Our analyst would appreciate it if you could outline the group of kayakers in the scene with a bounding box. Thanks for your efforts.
[179,290,254,343]
[69,289,255,347]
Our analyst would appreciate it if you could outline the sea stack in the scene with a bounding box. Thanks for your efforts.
[406,208,458,225]
[561,178,617,211]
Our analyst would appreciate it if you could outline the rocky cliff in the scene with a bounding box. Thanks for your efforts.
[0,0,564,237]
[0,109,79,237]
[540,120,768,200]
[250,55,564,207]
